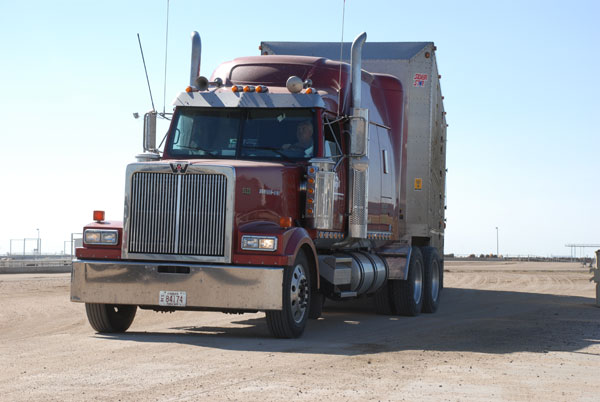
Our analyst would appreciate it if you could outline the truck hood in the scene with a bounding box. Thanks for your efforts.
[157,158,305,227]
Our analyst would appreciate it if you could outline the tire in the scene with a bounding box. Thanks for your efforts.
[309,291,325,319]
[421,246,442,313]
[265,252,311,338]
[389,247,424,316]
[85,303,137,333]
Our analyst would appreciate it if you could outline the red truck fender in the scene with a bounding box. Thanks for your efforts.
[282,227,319,289]
[235,222,319,288]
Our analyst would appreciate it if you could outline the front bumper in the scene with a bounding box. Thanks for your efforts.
[71,259,283,310]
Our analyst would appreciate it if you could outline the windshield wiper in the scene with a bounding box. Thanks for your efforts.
[177,145,218,156]
[243,146,294,161]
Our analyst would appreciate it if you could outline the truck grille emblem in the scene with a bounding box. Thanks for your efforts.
[170,162,189,174]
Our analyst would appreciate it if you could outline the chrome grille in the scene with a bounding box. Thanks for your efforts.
[128,172,227,256]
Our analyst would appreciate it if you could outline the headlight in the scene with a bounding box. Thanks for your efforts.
[241,235,278,252]
[84,229,119,245]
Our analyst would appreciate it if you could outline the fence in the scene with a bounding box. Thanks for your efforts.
[9,238,41,256]
[0,257,72,273]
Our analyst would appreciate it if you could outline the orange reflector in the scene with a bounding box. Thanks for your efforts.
[308,167,315,174]
[279,217,293,228]
[243,85,254,92]
[93,210,105,222]
[308,188,314,194]
[185,86,193,93]
[308,178,315,184]
[232,85,240,92]
[256,85,268,93]
[307,208,313,215]
[305,88,314,94]
[307,198,314,204]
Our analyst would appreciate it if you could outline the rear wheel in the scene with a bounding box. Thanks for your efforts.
[422,246,442,313]
[390,247,424,316]
[266,252,311,338]
[85,303,137,333]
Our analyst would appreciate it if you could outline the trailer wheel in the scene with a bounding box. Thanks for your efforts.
[390,247,424,316]
[85,303,137,333]
[265,252,311,338]
[421,246,442,313]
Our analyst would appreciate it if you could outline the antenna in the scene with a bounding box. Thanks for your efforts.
[162,0,170,115]
[337,0,346,116]
[137,33,156,112]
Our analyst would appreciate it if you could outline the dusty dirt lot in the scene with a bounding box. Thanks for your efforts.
[1,261,599,401]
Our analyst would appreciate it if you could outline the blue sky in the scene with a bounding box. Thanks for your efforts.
[1,0,598,256]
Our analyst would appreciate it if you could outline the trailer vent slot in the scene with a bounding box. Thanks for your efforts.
[128,172,227,257]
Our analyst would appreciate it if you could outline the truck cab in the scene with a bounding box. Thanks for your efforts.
[71,32,447,338]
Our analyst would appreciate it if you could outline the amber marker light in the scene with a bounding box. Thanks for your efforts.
[305,88,315,94]
[93,210,105,222]
[231,85,240,92]
[279,217,293,228]
[185,86,193,93]
[243,85,255,92]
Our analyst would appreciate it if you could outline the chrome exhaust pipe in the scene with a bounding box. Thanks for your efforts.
[189,31,201,87]
[351,32,367,108]
[347,32,369,240]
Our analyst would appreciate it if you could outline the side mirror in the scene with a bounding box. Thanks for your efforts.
[143,111,157,152]
[136,111,160,162]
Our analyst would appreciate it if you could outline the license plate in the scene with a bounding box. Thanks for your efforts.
[159,291,187,307]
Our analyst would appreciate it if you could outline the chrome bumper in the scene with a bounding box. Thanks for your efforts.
[71,259,283,310]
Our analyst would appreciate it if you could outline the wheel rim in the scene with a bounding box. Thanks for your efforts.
[413,261,423,304]
[431,261,440,302]
[290,264,309,324]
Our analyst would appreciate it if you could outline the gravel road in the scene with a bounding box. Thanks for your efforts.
[1,261,598,401]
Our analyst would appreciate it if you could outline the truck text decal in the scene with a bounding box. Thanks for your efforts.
[259,188,281,196]
[413,73,428,87]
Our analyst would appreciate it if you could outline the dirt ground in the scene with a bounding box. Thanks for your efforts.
[1,260,599,401]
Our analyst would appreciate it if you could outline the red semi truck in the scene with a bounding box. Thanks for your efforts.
[71,32,447,338]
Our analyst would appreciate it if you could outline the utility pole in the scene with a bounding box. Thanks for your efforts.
[495,227,499,258]
[36,228,40,256]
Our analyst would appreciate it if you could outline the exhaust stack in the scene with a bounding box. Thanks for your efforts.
[347,32,370,239]
[189,31,201,87]
[351,32,367,108]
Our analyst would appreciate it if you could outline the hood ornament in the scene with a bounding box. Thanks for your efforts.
[170,162,189,174]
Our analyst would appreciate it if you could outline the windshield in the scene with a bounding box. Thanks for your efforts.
[165,108,316,160]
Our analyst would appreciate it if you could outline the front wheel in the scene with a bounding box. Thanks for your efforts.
[85,303,137,333]
[266,252,311,338]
